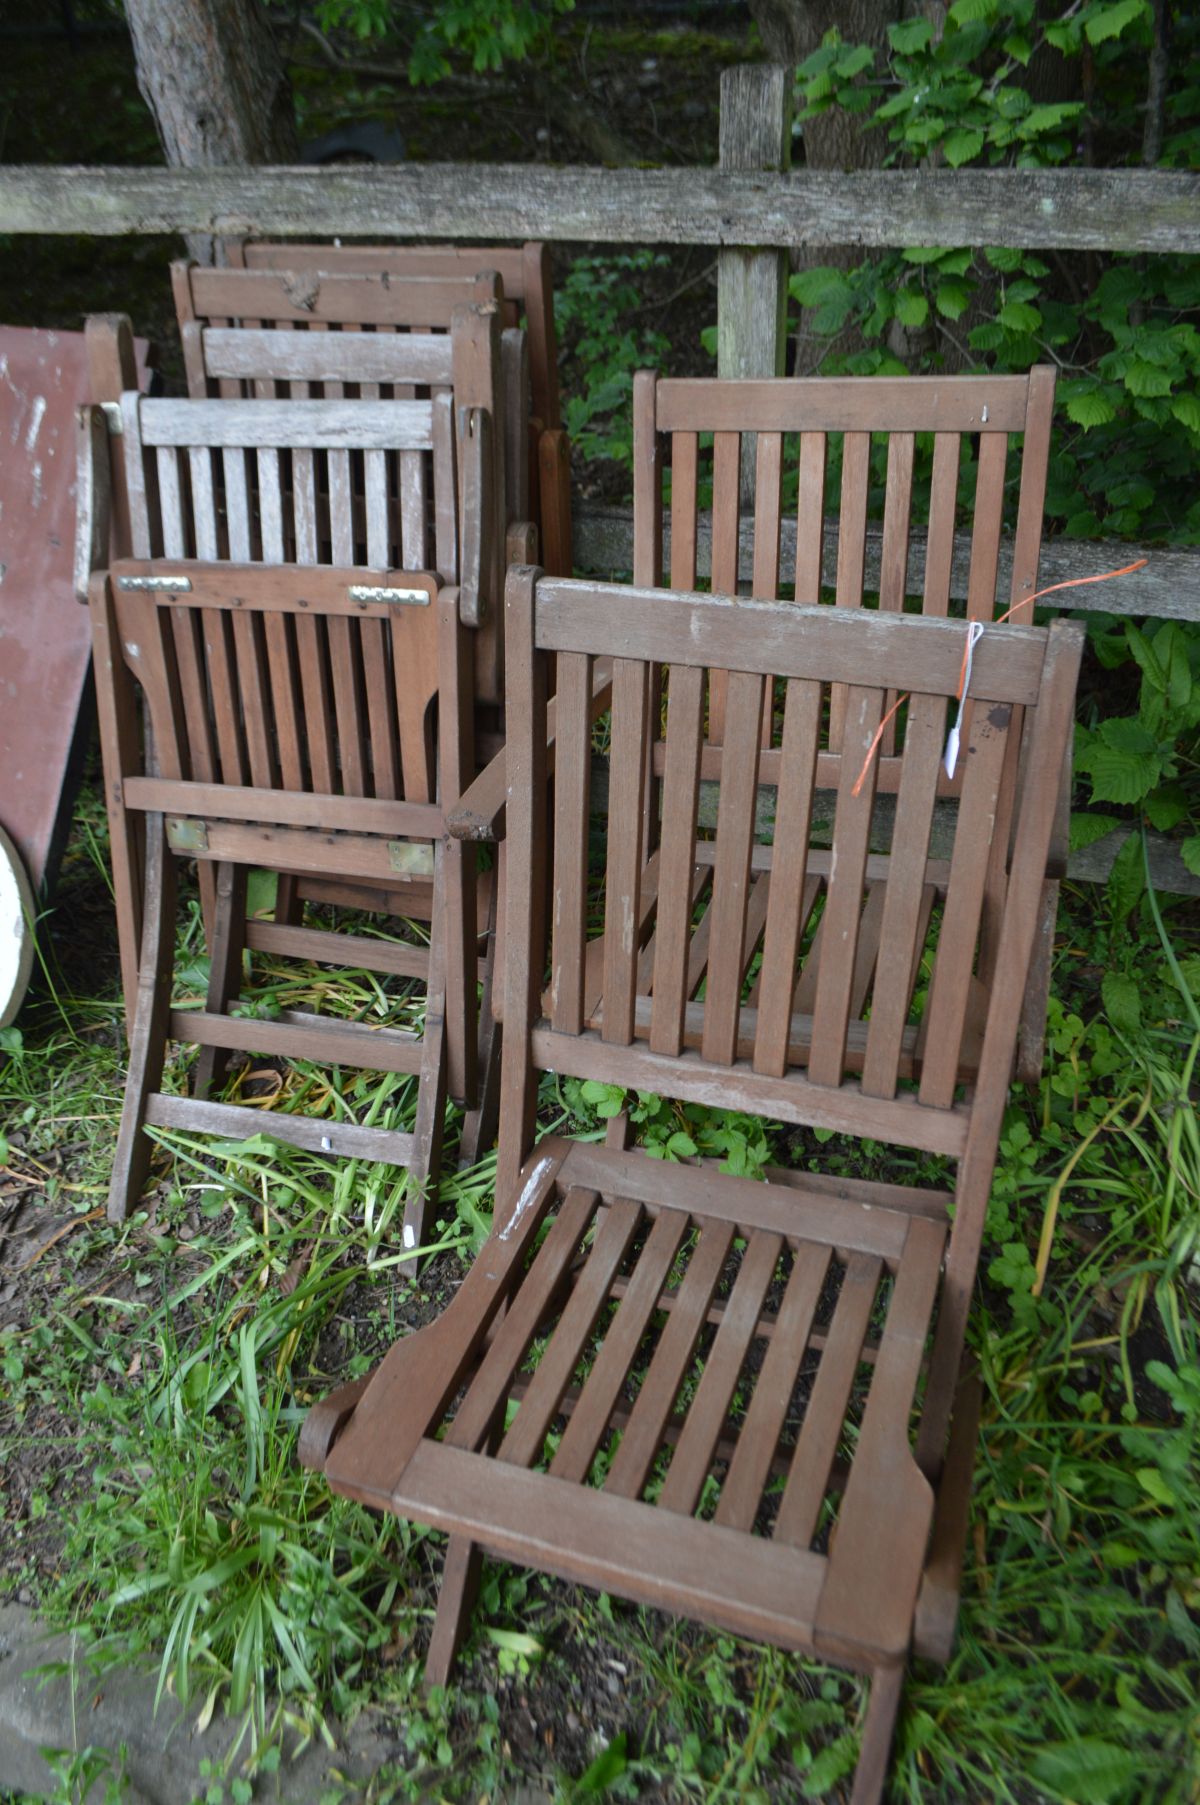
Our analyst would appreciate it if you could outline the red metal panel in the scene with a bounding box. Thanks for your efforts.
[0,326,148,894]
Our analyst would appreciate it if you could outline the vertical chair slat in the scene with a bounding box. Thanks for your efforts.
[499,1199,644,1470]
[361,456,400,800]
[752,431,784,746]
[878,431,914,755]
[156,445,213,782]
[707,431,741,744]
[257,448,307,794]
[605,1218,736,1501]
[808,685,885,1089]
[550,652,593,1036]
[860,693,947,1099]
[326,453,367,797]
[922,434,960,618]
[649,664,705,1056]
[669,432,699,591]
[773,1252,882,1548]
[714,1242,832,1532]
[701,670,765,1067]
[551,1209,691,1485]
[918,700,1014,1109]
[794,430,826,604]
[601,659,650,1044]
[659,1230,783,1517]
[828,430,871,750]
[965,431,1008,624]
[188,449,219,560]
[432,391,458,583]
[120,393,153,557]
[752,678,823,1076]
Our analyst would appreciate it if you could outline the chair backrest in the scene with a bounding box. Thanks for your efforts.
[632,368,1056,755]
[499,568,1082,1221]
[170,288,508,699]
[110,558,446,815]
[234,239,561,430]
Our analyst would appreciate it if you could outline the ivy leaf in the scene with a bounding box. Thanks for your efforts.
[1102,972,1141,1033]
[888,18,933,52]
[1069,811,1121,852]
[943,127,985,166]
[1066,388,1117,429]
[895,288,929,328]
[1085,0,1150,45]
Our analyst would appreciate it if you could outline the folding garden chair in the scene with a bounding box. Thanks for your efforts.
[627,366,1064,1084]
[82,385,485,1238]
[175,240,571,580]
[302,564,1082,1803]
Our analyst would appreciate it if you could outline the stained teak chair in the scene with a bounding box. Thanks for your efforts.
[84,388,482,1238]
[174,242,571,581]
[303,565,1083,1802]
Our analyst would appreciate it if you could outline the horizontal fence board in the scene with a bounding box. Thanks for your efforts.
[573,503,1200,624]
[3,165,1199,254]
[581,758,1200,897]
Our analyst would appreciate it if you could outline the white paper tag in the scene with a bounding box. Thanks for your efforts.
[944,621,986,779]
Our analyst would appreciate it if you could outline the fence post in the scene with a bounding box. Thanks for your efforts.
[718,66,792,384]
[718,65,792,512]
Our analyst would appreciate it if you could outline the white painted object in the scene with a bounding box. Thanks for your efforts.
[0,825,35,1031]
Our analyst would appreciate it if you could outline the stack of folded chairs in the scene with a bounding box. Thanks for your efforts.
[78,239,1080,1803]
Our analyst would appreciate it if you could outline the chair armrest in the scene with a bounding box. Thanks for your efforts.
[74,404,111,603]
[446,657,615,844]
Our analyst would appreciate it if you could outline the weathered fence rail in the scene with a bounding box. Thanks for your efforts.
[3,164,1200,254]
[572,505,1198,623]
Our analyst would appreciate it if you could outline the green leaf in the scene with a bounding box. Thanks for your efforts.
[1020,101,1084,136]
[1136,1465,1176,1505]
[1030,1737,1144,1803]
[1069,811,1121,852]
[572,1732,628,1796]
[1102,972,1141,1033]
[888,18,933,53]
[998,299,1042,334]
[1066,389,1118,429]
[943,127,984,166]
[1124,360,1174,399]
[935,278,972,320]
[834,43,875,78]
[789,266,853,307]
[1171,391,1200,432]
[1078,716,1163,804]
[894,288,929,328]
[1181,834,1200,877]
[1143,785,1189,831]
[949,0,998,22]
[1085,0,1149,45]
[1106,831,1145,921]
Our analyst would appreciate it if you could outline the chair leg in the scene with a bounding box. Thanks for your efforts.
[274,872,303,927]
[403,956,448,1257]
[193,861,247,1100]
[458,884,501,1167]
[849,1664,905,1805]
[423,1535,484,1691]
[108,816,177,1224]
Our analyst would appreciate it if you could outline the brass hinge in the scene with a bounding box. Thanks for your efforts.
[387,841,435,877]
[166,817,208,854]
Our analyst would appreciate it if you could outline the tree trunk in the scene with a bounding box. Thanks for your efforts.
[748,0,899,371]
[125,0,299,263]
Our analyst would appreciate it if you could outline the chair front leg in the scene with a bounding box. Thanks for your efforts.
[108,814,178,1223]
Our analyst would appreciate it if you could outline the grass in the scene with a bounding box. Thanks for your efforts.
[1,777,1198,1803]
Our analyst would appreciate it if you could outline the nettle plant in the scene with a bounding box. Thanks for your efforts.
[791,2,1200,544]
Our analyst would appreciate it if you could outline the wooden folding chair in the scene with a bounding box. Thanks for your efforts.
[628,367,1065,1084]
[175,242,572,579]
[302,566,1082,1802]
[83,389,482,1239]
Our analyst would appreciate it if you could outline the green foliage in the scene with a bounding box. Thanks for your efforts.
[562,1079,773,1177]
[555,252,671,474]
[789,8,1200,544]
[312,0,574,84]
